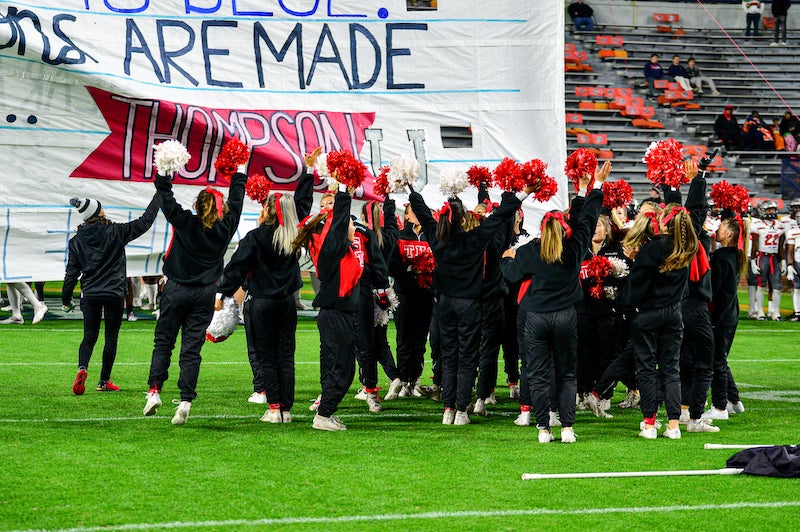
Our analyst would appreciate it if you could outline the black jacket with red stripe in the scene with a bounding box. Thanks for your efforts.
[353,220,390,292]
[156,172,246,286]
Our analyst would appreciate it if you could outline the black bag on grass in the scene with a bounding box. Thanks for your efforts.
[726,445,800,478]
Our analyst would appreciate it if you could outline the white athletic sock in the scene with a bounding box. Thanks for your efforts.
[793,289,800,314]
[754,287,765,317]
[11,281,43,311]
[6,285,23,319]
[748,286,758,316]
[770,290,782,318]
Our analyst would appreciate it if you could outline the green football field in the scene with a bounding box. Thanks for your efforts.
[0,293,799,531]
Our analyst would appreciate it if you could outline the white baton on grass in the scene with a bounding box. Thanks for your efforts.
[521,468,744,480]
[703,444,775,450]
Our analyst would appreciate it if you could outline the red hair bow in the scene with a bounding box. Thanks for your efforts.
[205,187,224,218]
[541,211,572,238]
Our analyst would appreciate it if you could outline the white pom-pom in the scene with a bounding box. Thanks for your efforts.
[372,287,400,327]
[206,297,239,343]
[314,152,330,178]
[153,140,191,175]
[438,167,469,198]
[389,154,420,189]
[607,256,630,278]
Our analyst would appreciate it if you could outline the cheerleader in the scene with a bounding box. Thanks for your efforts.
[63,195,159,394]
[502,211,529,400]
[705,214,747,419]
[143,168,247,425]
[409,186,527,425]
[293,186,362,431]
[620,201,698,440]
[502,163,608,443]
[388,204,435,397]
[216,155,315,423]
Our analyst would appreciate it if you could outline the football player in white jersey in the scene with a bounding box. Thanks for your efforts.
[704,198,722,253]
[750,201,786,320]
[785,199,800,321]
[746,208,764,318]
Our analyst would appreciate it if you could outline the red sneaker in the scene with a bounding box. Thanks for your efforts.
[96,380,120,392]
[72,369,88,395]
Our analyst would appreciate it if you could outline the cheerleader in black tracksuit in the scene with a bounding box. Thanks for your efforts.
[144,169,247,425]
[619,202,698,440]
[216,167,313,423]
[707,214,747,418]
[388,205,435,396]
[362,199,402,399]
[409,187,525,424]
[294,187,362,431]
[501,167,607,443]
[352,203,391,412]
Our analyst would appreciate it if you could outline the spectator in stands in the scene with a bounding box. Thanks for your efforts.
[742,110,774,150]
[666,55,692,92]
[568,0,594,32]
[742,1,764,38]
[686,57,720,96]
[647,186,664,204]
[779,110,800,137]
[643,54,664,98]
[770,0,790,46]
[714,104,741,151]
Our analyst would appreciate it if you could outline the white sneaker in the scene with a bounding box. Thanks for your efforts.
[514,410,531,426]
[687,419,720,433]
[261,409,282,423]
[679,408,690,425]
[309,394,321,412]
[561,427,577,444]
[640,420,663,431]
[576,393,588,410]
[485,393,497,405]
[454,410,471,425]
[312,413,346,431]
[701,408,729,421]
[618,390,640,408]
[549,411,561,427]
[171,401,191,425]
[587,393,612,418]
[639,427,658,440]
[32,305,48,324]
[132,298,142,308]
[422,384,441,402]
[152,309,160,320]
[143,390,162,416]
[384,378,402,401]
[0,316,24,324]
[330,415,347,429]
[663,427,681,439]
[442,408,455,425]
[411,379,423,397]
[248,392,267,404]
[770,41,780,46]
[727,401,745,414]
[127,312,137,322]
[398,382,411,397]
[366,393,382,413]
[711,91,721,96]
[538,429,554,443]
[354,387,368,400]
[472,398,487,416]
[281,411,292,423]
[509,384,520,399]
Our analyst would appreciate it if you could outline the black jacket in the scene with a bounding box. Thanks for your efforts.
[710,246,741,326]
[353,220,390,292]
[685,176,713,303]
[772,0,791,17]
[157,172,246,286]
[388,224,434,295]
[217,170,313,299]
[618,235,689,312]
[62,195,159,304]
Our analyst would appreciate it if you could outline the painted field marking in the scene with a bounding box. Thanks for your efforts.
[740,390,800,403]
[11,501,800,532]
[0,412,443,424]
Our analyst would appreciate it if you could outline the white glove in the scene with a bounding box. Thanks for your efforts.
[788,265,797,282]
[781,259,788,276]
[750,259,761,276]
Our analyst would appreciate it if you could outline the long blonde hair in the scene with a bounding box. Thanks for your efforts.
[659,205,699,273]
[292,211,328,257]
[261,194,299,256]
[540,211,566,264]
[622,204,662,252]
[196,188,229,229]
[362,201,384,247]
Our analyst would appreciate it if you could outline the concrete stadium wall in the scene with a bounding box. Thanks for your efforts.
[569,1,800,31]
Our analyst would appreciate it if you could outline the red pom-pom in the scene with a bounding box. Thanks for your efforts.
[534,175,558,203]
[602,180,634,210]
[405,248,436,289]
[214,138,250,178]
[245,173,272,205]
[643,138,687,188]
[373,166,391,197]
[467,165,492,188]
[710,180,750,213]
[326,149,367,189]
[589,284,606,300]
[565,149,598,192]
[586,255,612,280]
[493,158,525,192]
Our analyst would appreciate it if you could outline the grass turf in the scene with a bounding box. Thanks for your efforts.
[0,296,799,531]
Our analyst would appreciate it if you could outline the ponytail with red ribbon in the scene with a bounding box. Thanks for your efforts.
[205,187,225,218]
[541,211,572,238]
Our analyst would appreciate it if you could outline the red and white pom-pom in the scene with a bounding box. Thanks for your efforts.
[389,154,420,189]
[710,180,750,213]
[602,180,634,210]
[607,256,630,278]
[214,138,250,178]
[565,149,598,192]
[326,149,367,189]
[205,297,239,343]
[467,165,492,188]
[373,166,391,197]
[586,255,612,280]
[493,157,525,192]
[642,138,687,188]
[245,173,272,205]
[153,140,190,176]
[373,287,400,327]
[438,167,469,198]
[314,152,331,179]
[533,175,559,203]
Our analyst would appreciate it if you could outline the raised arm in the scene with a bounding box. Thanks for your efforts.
[118,194,159,243]
[155,175,194,230]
